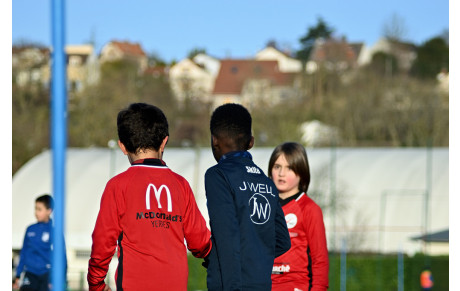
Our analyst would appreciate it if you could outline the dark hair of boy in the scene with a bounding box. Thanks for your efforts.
[117,103,169,154]
[35,194,54,210]
[210,103,252,150]
[268,142,311,193]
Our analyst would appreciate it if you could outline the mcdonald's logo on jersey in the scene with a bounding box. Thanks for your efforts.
[146,184,172,212]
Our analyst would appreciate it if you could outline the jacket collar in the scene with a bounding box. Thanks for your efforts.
[219,151,252,163]
[131,158,166,167]
[280,191,303,207]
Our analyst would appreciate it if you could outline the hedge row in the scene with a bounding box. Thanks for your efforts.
[187,253,448,291]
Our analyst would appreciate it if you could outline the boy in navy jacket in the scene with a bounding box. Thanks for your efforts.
[14,194,67,291]
[204,103,291,291]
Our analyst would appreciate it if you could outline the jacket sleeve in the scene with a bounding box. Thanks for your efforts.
[16,226,30,278]
[274,200,291,258]
[205,168,242,290]
[305,203,329,291]
[87,180,123,291]
[181,178,212,258]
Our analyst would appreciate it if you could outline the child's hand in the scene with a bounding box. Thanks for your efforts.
[12,278,20,290]
[103,285,112,291]
[202,255,210,269]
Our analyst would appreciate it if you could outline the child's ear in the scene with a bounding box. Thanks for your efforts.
[118,140,129,155]
[211,135,219,147]
[247,136,254,150]
[160,136,169,151]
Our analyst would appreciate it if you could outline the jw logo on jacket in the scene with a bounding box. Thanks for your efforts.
[249,193,271,225]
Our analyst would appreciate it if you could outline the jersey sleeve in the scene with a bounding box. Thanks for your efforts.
[304,202,329,291]
[205,167,242,290]
[181,177,212,258]
[87,179,123,291]
[274,200,291,258]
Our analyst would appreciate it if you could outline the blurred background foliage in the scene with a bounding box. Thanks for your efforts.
[12,18,449,175]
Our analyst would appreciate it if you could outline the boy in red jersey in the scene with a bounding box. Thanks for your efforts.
[87,103,212,291]
[268,142,329,291]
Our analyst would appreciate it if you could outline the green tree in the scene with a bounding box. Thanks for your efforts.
[147,51,167,67]
[68,59,177,148]
[410,36,449,79]
[325,69,448,147]
[367,51,399,78]
[170,97,211,147]
[265,39,278,49]
[296,17,334,63]
[12,83,50,174]
[67,58,212,149]
[382,12,408,42]
[187,47,207,59]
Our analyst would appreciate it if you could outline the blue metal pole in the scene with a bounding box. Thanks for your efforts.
[51,0,67,290]
[398,246,404,291]
[340,238,347,291]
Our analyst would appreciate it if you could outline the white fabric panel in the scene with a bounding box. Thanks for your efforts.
[12,147,448,255]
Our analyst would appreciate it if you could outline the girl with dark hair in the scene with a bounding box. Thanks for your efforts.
[268,142,329,291]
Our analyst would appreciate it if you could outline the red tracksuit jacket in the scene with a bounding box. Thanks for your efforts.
[272,192,329,291]
[87,159,212,291]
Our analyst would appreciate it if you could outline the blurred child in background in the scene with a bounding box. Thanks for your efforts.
[13,194,67,291]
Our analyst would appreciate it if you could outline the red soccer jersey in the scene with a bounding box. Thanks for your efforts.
[272,192,329,291]
[88,159,212,291]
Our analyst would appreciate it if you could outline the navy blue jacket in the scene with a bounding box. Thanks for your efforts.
[205,151,291,291]
[16,219,67,278]
[16,220,52,277]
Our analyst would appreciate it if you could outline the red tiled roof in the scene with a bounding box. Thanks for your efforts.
[12,45,50,55]
[213,59,294,94]
[310,39,358,63]
[143,66,168,76]
[110,41,146,57]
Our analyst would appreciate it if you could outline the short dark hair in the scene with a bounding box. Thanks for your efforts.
[36,194,54,210]
[117,103,169,154]
[210,103,252,150]
[268,142,311,193]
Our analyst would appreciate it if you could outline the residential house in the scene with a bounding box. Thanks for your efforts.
[192,53,221,77]
[411,229,449,255]
[99,40,148,72]
[255,46,302,73]
[169,57,216,104]
[12,45,50,87]
[437,69,449,95]
[349,42,372,67]
[65,44,99,92]
[306,37,365,74]
[368,37,417,73]
[13,44,100,91]
[437,69,449,107]
[143,65,169,79]
[212,59,297,109]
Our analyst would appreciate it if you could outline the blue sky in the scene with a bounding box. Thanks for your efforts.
[12,0,449,62]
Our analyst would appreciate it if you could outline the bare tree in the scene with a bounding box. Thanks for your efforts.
[382,13,408,41]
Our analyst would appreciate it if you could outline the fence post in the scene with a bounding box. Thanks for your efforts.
[398,246,404,291]
[340,238,347,291]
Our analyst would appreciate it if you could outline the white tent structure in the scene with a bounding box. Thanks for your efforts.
[12,147,448,287]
